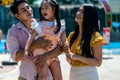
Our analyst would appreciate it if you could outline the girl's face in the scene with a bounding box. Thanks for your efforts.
[41,2,55,21]
[75,6,84,24]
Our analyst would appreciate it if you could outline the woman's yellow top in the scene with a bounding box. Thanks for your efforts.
[67,31,104,67]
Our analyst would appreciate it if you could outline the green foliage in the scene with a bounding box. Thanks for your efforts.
[27,0,37,4]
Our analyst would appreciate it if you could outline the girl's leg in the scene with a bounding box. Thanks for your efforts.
[49,57,62,80]
[38,62,48,80]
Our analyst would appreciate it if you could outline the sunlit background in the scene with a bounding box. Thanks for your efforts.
[0,0,120,80]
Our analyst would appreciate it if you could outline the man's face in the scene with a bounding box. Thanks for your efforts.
[15,2,33,21]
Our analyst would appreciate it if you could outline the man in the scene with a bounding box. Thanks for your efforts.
[7,0,63,80]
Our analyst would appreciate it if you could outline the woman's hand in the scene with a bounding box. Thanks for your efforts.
[66,54,82,65]
[71,54,81,61]
[65,53,75,65]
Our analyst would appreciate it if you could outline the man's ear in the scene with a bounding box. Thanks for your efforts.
[15,14,20,19]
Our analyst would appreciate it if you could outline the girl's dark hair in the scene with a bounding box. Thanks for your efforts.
[10,0,28,14]
[39,0,61,34]
[70,4,100,58]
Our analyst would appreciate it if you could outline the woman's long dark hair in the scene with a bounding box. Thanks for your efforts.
[39,0,61,34]
[70,4,100,58]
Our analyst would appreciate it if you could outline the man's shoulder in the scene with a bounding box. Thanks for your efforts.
[9,23,21,30]
[8,23,21,34]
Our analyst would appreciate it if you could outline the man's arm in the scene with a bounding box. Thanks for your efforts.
[7,27,23,62]
[28,36,53,53]
[43,31,66,59]
[34,45,63,70]
[44,45,63,60]
[15,49,24,62]
[11,37,54,62]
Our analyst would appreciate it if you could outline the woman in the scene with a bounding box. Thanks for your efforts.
[63,4,104,80]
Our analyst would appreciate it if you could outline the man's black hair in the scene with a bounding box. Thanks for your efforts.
[10,0,28,14]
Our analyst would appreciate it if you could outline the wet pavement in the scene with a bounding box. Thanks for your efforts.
[0,53,120,80]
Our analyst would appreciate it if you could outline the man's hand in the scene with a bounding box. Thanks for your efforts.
[28,36,53,53]
[33,54,47,72]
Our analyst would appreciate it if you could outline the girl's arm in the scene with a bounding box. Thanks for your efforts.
[60,31,71,58]
[25,29,37,55]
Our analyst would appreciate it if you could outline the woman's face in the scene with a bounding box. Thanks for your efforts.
[75,6,84,24]
[41,2,55,21]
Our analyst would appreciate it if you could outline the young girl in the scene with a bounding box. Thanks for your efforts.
[24,0,68,80]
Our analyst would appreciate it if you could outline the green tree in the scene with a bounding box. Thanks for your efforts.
[27,0,38,5]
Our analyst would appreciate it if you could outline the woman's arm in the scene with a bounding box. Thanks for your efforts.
[71,44,102,67]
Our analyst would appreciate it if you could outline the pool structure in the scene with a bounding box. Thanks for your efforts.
[102,42,120,54]
[0,39,9,53]
[0,39,120,54]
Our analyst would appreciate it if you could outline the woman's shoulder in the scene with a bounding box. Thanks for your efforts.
[68,31,74,38]
[67,31,74,42]
[69,31,74,36]
[90,31,104,46]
